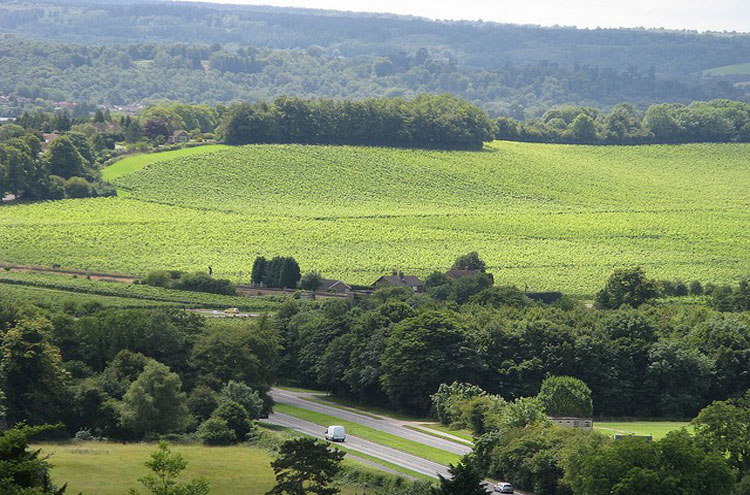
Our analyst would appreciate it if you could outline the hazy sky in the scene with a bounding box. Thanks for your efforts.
[194,0,750,32]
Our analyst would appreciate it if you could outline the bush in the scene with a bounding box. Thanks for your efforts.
[64,176,94,198]
[212,400,252,441]
[536,376,593,417]
[174,272,236,296]
[197,417,236,445]
[142,270,174,288]
[220,381,264,419]
[187,385,219,421]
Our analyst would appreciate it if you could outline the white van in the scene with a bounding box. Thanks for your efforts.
[325,425,346,442]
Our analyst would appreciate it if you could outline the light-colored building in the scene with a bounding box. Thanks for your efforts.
[550,417,593,430]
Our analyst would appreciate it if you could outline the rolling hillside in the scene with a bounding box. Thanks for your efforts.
[1,142,748,294]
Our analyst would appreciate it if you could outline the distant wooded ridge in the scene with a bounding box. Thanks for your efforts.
[0,0,748,118]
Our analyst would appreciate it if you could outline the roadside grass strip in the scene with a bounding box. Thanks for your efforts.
[416,424,474,443]
[335,447,435,482]
[309,394,433,422]
[274,403,461,466]
[405,425,474,446]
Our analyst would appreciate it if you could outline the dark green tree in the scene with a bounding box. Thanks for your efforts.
[431,457,486,495]
[595,267,661,309]
[0,425,68,495]
[693,390,750,477]
[251,256,268,285]
[0,318,70,425]
[118,361,190,437]
[45,136,88,179]
[381,311,479,414]
[536,376,593,417]
[299,272,324,291]
[212,399,252,441]
[451,252,486,272]
[267,438,345,495]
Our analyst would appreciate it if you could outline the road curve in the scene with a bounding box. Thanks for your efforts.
[270,389,471,456]
[263,411,450,479]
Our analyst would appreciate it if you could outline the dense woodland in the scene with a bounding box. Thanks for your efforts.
[2,260,750,494]
[1,0,748,117]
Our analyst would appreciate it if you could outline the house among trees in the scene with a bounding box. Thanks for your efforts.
[169,129,189,144]
[319,279,352,294]
[550,417,593,430]
[41,132,60,151]
[372,271,425,292]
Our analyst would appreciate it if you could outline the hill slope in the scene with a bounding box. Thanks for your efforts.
[1,142,748,294]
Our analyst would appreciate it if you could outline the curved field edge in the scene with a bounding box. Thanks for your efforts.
[2,141,749,295]
[101,145,230,181]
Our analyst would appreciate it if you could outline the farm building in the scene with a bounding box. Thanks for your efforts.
[550,417,593,430]
[41,132,60,151]
[319,279,352,294]
[169,130,189,144]
[372,271,424,292]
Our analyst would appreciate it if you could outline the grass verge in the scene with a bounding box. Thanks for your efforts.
[309,394,432,422]
[406,425,474,446]
[274,403,461,466]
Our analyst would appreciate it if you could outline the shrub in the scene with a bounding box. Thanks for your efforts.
[64,176,94,198]
[197,417,236,445]
[220,381,264,419]
[212,400,252,441]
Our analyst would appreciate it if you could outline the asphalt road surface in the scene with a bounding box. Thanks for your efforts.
[265,389,525,493]
[263,411,450,479]
[270,389,471,456]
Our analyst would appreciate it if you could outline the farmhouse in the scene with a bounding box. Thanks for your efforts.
[372,271,424,292]
[41,132,60,151]
[550,417,593,430]
[319,278,352,294]
[169,130,189,144]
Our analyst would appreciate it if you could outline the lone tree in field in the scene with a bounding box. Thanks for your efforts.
[536,376,593,417]
[267,438,345,495]
[595,266,660,309]
[129,441,209,495]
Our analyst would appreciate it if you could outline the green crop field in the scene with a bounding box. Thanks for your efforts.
[1,141,749,295]
[0,271,283,311]
[35,442,376,495]
[703,63,750,76]
[101,145,230,182]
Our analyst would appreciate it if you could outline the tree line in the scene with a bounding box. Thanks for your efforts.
[496,99,750,144]
[220,95,495,150]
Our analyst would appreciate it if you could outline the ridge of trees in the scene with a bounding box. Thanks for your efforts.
[495,99,750,144]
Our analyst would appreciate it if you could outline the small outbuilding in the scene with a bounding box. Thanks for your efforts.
[550,417,593,430]
[169,130,189,144]
[319,279,352,294]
